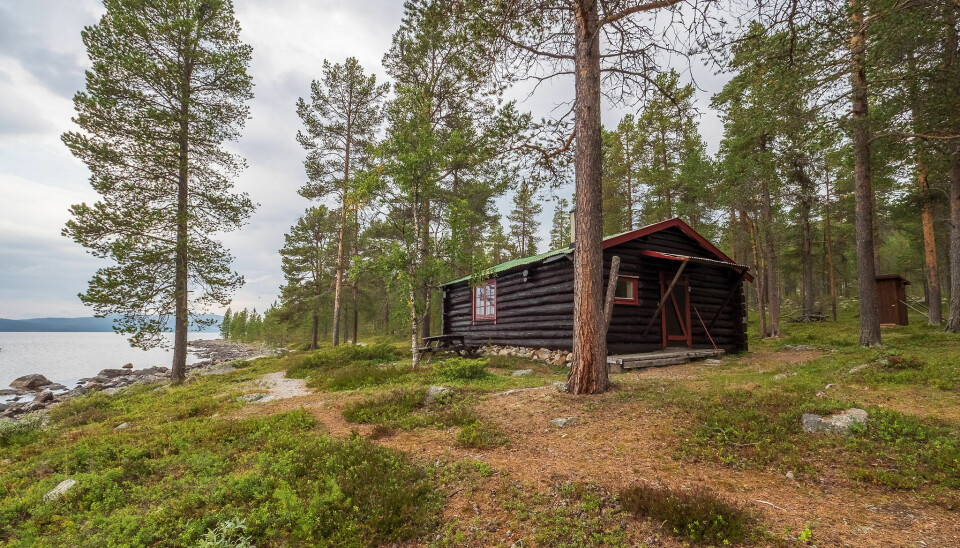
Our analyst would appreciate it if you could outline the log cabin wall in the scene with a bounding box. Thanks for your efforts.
[441,224,748,354]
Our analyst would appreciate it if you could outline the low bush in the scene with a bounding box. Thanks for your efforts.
[433,358,490,382]
[342,388,478,430]
[287,343,401,378]
[456,421,507,449]
[317,365,410,391]
[0,413,45,447]
[620,483,756,544]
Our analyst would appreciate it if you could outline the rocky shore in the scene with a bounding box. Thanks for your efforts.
[0,339,278,420]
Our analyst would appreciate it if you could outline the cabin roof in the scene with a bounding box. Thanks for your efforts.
[442,217,750,287]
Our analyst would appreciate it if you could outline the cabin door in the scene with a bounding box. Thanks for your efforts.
[659,271,691,348]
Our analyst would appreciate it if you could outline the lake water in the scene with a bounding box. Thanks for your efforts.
[0,332,219,392]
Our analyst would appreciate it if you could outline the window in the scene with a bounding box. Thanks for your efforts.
[473,279,497,320]
[614,276,639,305]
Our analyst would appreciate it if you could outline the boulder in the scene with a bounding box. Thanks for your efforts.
[122,363,134,369]
[43,479,76,502]
[511,369,533,377]
[236,393,270,403]
[801,408,868,434]
[114,422,131,431]
[97,369,128,379]
[773,373,788,380]
[10,374,52,391]
[131,366,166,377]
[550,417,578,428]
[33,391,54,404]
[425,385,450,404]
[0,388,25,396]
[46,383,67,391]
[848,364,870,374]
[552,381,568,392]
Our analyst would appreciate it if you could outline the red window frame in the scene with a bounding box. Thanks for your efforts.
[472,279,497,321]
[613,276,639,305]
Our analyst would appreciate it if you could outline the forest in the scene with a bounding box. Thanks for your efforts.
[225,0,959,363]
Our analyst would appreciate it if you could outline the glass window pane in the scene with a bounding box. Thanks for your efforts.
[615,280,632,299]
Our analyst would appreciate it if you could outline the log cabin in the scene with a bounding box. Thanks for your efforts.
[439,218,752,361]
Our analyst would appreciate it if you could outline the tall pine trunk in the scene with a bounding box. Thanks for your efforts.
[352,202,360,343]
[172,67,192,385]
[759,133,780,337]
[919,161,943,324]
[850,0,882,345]
[311,312,319,350]
[798,163,815,319]
[825,172,838,321]
[567,0,607,395]
[947,145,960,331]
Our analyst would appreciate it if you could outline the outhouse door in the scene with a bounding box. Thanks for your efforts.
[659,271,692,348]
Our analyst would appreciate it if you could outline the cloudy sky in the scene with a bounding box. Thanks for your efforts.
[0,0,729,320]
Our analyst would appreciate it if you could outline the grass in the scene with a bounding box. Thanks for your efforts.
[620,483,758,544]
[0,358,440,547]
[341,387,479,429]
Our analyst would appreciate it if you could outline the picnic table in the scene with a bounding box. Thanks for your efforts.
[417,334,479,362]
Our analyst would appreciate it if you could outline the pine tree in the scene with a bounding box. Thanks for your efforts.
[220,308,232,340]
[508,179,543,256]
[62,0,255,383]
[280,206,338,349]
[296,57,388,347]
[549,198,572,249]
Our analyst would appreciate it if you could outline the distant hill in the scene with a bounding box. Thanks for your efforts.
[0,315,223,333]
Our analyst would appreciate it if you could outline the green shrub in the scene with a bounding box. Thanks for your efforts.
[0,413,45,447]
[196,519,255,548]
[342,388,478,430]
[318,365,410,391]
[456,421,507,449]
[433,358,490,382]
[620,483,756,543]
[288,343,401,378]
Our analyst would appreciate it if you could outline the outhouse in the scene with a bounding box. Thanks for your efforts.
[876,275,910,326]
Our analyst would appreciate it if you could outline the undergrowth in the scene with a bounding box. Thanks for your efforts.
[620,483,757,544]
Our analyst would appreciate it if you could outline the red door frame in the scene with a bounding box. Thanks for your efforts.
[659,271,691,348]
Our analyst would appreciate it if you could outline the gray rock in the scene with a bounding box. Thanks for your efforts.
[425,385,450,404]
[0,388,25,396]
[550,417,578,428]
[98,369,128,379]
[773,373,788,380]
[131,366,166,377]
[706,359,722,365]
[46,383,67,391]
[43,479,76,502]
[511,369,534,377]
[801,408,868,434]
[781,344,817,352]
[85,382,104,391]
[848,364,870,374]
[33,391,54,404]
[0,403,7,412]
[237,393,271,403]
[122,363,134,369]
[114,422,130,431]
[10,374,52,391]
[815,384,835,398]
[552,381,568,392]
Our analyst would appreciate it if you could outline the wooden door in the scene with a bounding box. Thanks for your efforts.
[659,271,691,348]
[877,280,898,325]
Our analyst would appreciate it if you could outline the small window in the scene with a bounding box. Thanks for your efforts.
[614,276,639,305]
[473,279,497,320]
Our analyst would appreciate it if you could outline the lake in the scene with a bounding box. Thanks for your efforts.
[0,332,219,392]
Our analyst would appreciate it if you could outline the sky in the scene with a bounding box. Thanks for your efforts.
[0,0,729,320]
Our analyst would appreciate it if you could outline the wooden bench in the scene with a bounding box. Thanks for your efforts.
[417,335,479,362]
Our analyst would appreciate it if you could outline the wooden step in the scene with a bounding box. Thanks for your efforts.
[607,349,724,372]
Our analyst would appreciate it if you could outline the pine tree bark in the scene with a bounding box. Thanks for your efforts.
[798,163,815,319]
[567,0,607,395]
[850,0,882,345]
[918,161,943,324]
[947,145,960,331]
[171,62,193,385]
[352,202,360,343]
[311,311,319,350]
[825,172,838,321]
[759,133,780,337]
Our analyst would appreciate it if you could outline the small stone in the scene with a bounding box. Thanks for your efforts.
[114,422,130,431]
[511,369,533,377]
[122,363,134,369]
[565,353,573,362]
[10,374,52,391]
[97,369,127,379]
[552,381,568,392]
[849,364,870,374]
[425,385,450,404]
[773,373,788,380]
[781,344,817,352]
[815,384,835,398]
[550,417,578,428]
[706,359,722,365]
[44,479,76,502]
[237,393,269,403]
[785,471,795,479]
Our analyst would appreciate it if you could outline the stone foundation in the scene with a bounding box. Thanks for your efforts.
[479,345,572,367]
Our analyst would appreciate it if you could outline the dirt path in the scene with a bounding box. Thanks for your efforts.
[236,360,960,547]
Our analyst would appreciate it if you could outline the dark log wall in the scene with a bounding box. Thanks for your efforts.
[442,226,748,354]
